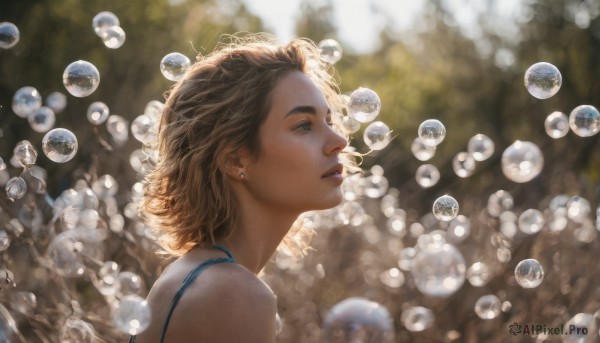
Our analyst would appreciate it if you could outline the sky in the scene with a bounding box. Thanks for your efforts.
[241,0,428,54]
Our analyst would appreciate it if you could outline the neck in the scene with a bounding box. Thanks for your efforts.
[215,201,300,274]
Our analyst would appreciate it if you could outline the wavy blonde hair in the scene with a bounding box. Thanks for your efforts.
[142,33,348,256]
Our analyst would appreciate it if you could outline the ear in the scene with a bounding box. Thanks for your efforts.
[222,147,252,181]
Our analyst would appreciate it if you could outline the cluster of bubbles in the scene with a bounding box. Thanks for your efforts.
[92,11,126,49]
[1,22,599,342]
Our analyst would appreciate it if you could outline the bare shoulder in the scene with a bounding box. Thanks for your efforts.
[163,263,277,343]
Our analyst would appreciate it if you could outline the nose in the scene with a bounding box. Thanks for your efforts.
[324,125,348,155]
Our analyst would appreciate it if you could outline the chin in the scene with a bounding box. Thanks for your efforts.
[312,189,344,210]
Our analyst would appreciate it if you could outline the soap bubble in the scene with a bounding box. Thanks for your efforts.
[42,128,78,163]
[106,115,129,144]
[0,230,10,251]
[544,111,569,138]
[12,86,42,118]
[418,119,446,147]
[160,52,191,81]
[501,140,544,183]
[323,297,395,343]
[347,87,381,123]
[411,137,436,161]
[46,229,104,278]
[45,92,67,113]
[341,115,361,134]
[0,22,20,49]
[467,134,494,161]
[113,295,151,335]
[13,140,37,167]
[447,215,471,243]
[524,62,562,99]
[380,268,405,288]
[432,195,459,221]
[466,262,491,287]
[318,38,343,64]
[92,174,119,199]
[87,102,110,125]
[63,60,100,97]
[567,196,591,223]
[28,106,56,133]
[569,105,600,137]
[5,177,27,200]
[59,318,95,343]
[452,152,476,178]
[415,164,440,188]
[518,209,545,234]
[514,258,544,288]
[92,11,120,36]
[474,294,501,319]
[411,242,466,297]
[116,271,144,296]
[397,247,415,271]
[131,114,158,144]
[401,306,434,332]
[363,121,391,150]
[487,190,514,217]
[387,209,406,237]
[101,25,126,49]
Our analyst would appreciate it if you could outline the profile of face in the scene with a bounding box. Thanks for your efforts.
[241,70,348,214]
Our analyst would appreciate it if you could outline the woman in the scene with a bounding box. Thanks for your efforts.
[131,34,349,342]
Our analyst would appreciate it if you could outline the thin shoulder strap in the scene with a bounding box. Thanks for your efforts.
[158,245,236,343]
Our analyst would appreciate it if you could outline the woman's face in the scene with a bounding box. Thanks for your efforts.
[243,70,348,214]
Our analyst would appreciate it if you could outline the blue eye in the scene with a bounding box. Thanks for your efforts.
[296,121,312,131]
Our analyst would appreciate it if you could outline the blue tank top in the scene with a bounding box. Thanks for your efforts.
[128,245,236,343]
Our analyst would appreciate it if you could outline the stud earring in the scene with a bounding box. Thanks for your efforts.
[239,172,246,179]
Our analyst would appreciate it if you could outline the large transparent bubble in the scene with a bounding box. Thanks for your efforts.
[363,121,391,150]
[63,60,100,97]
[59,318,95,343]
[569,105,600,137]
[524,62,562,99]
[418,119,446,147]
[411,242,466,297]
[318,38,343,64]
[401,306,434,332]
[411,137,436,161]
[0,22,20,49]
[474,294,501,319]
[87,102,110,125]
[92,11,120,36]
[46,229,104,278]
[415,164,440,188]
[432,195,459,222]
[160,52,191,81]
[12,86,42,118]
[112,295,151,335]
[322,297,395,343]
[467,134,494,161]
[101,26,126,49]
[452,152,476,178]
[514,258,544,289]
[347,87,381,123]
[28,106,56,133]
[501,140,544,183]
[518,209,544,234]
[42,128,78,163]
[45,91,67,113]
[544,111,569,138]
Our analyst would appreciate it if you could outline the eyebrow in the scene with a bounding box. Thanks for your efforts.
[285,106,331,117]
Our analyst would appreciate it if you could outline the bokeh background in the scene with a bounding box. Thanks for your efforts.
[1,0,599,342]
